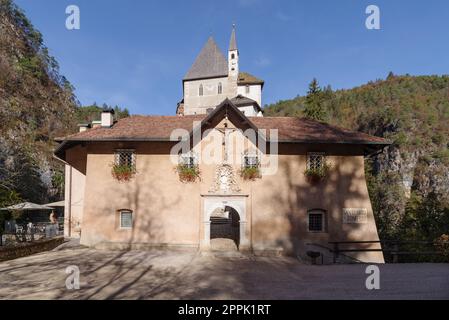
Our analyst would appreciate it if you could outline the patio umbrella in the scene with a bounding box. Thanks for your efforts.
[42,200,64,207]
[0,202,54,211]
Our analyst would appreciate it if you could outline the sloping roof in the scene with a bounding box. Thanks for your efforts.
[56,100,388,149]
[230,95,262,112]
[59,115,205,142]
[249,117,387,144]
[238,72,264,85]
[184,37,228,81]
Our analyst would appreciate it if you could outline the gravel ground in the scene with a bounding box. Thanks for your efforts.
[0,242,448,300]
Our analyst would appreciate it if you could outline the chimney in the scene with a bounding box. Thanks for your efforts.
[101,109,115,127]
[78,123,91,132]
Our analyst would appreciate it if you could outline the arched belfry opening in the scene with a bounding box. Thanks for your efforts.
[210,206,240,248]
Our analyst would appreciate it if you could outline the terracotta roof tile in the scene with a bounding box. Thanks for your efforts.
[238,72,264,85]
[250,117,387,144]
[61,114,387,145]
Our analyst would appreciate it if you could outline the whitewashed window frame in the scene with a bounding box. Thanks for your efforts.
[119,210,133,229]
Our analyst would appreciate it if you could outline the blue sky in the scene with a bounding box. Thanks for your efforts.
[15,0,449,115]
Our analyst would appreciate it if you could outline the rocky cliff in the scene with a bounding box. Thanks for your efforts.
[265,74,449,242]
[0,0,77,206]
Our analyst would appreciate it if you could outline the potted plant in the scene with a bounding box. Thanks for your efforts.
[240,165,261,181]
[304,163,330,184]
[111,163,136,182]
[176,164,201,183]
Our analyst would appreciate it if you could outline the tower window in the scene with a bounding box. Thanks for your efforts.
[231,53,235,59]
[199,84,203,96]
[218,82,223,94]
[245,85,250,94]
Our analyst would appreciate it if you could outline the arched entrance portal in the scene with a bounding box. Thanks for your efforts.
[210,206,240,248]
[201,195,249,251]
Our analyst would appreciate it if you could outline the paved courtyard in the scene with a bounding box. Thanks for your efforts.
[0,242,448,300]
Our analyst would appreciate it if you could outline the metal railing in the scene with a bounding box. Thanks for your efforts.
[1,223,63,247]
[328,240,449,263]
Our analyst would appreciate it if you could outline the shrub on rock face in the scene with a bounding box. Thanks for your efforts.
[111,163,136,182]
[176,164,200,183]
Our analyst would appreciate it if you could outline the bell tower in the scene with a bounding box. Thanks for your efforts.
[228,24,239,78]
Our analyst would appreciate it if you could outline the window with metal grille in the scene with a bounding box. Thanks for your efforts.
[307,152,325,170]
[115,149,135,168]
[308,210,326,232]
[120,210,133,229]
[180,152,197,168]
[243,153,259,168]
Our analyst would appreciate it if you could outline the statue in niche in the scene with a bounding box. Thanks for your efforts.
[209,116,241,194]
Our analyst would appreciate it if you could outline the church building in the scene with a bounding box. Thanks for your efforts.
[55,27,389,263]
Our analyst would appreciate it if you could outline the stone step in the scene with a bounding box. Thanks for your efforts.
[210,238,238,251]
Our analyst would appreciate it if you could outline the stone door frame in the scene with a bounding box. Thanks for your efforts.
[200,194,249,250]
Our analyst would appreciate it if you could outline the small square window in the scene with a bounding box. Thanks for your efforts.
[115,150,135,168]
[180,153,197,168]
[308,211,326,232]
[120,211,133,229]
[307,153,325,170]
[243,155,258,168]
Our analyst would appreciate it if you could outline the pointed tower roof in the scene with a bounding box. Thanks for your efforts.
[229,24,237,51]
[184,36,228,81]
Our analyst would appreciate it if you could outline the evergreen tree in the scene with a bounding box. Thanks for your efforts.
[303,78,327,121]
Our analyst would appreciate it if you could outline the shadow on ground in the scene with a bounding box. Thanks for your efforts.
[0,244,448,300]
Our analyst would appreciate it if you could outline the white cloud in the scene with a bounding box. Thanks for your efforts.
[254,56,271,67]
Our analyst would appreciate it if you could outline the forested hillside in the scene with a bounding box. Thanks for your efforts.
[0,1,128,209]
[265,74,449,249]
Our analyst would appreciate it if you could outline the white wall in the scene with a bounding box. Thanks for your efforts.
[64,164,85,238]
[184,76,237,115]
[238,105,259,117]
[237,84,262,106]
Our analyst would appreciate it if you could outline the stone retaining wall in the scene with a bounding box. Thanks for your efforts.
[0,237,65,262]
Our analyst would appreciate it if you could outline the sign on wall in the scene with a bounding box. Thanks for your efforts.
[343,208,368,224]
